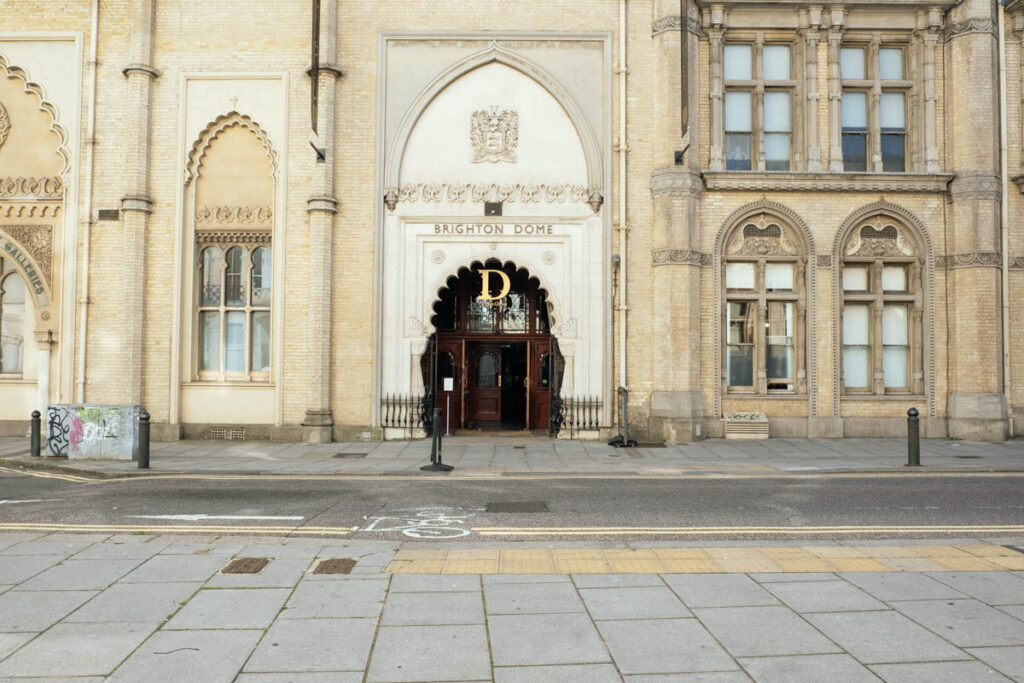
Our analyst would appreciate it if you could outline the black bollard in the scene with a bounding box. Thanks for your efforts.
[30,410,41,458]
[906,407,920,467]
[138,410,150,470]
[421,407,453,472]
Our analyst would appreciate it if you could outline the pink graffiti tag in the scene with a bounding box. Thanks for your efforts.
[69,415,84,454]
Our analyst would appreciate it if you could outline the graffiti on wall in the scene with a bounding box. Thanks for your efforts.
[47,405,139,460]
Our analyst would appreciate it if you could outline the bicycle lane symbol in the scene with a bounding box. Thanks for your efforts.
[354,507,474,539]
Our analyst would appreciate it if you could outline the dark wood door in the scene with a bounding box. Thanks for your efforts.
[530,339,551,430]
[469,344,501,424]
[434,337,462,431]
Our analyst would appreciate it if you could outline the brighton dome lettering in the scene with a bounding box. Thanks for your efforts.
[433,223,554,235]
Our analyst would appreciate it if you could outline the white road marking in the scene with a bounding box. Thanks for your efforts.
[130,514,305,521]
[0,499,58,505]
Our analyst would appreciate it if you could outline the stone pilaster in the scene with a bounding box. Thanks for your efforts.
[802,8,822,172]
[302,0,341,443]
[827,9,845,172]
[945,0,1008,440]
[120,0,157,406]
[648,0,704,443]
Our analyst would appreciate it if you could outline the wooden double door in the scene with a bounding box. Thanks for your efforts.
[431,337,552,432]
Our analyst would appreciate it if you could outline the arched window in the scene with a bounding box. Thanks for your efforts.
[722,214,808,395]
[840,217,923,395]
[0,260,27,375]
[196,240,272,381]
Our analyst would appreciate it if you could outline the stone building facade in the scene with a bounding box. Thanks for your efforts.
[0,0,1022,443]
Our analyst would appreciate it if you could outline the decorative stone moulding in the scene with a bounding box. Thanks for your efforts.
[816,254,832,268]
[945,18,997,39]
[702,172,953,194]
[652,248,712,266]
[185,111,279,186]
[722,412,769,440]
[1,224,53,287]
[0,101,9,149]
[195,205,273,227]
[1011,175,1024,194]
[1009,257,1024,271]
[195,230,271,245]
[397,182,600,207]
[652,14,702,36]
[935,252,1002,269]
[0,204,62,218]
[0,54,72,174]
[0,176,64,200]
[470,107,518,163]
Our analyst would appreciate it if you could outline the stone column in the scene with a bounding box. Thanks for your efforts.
[302,0,341,443]
[803,8,822,172]
[827,10,845,172]
[945,0,1008,440]
[648,0,705,442]
[922,9,942,173]
[120,0,157,406]
[35,331,52,418]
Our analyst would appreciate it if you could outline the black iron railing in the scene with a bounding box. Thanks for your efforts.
[554,396,602,438]
[381,394,433,434]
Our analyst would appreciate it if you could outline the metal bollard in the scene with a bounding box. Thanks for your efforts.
[906,407,920,467]
[30,410,41,458]
[421,407,453,472]
[137,410,150,470]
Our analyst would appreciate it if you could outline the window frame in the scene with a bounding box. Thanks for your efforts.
[193,235,272,383]
[0,259,28,378]
[722,35,798,172]
[840,40,913,173]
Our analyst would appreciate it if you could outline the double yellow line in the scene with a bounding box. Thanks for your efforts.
[474,525,1024,537]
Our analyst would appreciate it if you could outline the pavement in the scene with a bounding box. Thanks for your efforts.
[2,434,1024,478]
[0,532,1023,681]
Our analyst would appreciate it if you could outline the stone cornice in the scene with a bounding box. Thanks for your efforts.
[651,167,703,198]
[307,196,338,213]
[121,195,153,213]
[122,63,161,78]
[945,18,997,40]
[652,14,702,37]
[948,173,1001,202]
[936,252,1002,269]
[702,171,953,193]
[652,248,712,267]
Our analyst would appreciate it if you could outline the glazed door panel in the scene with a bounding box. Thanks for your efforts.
[469,344,502,424]
[530,339,551,430]
[434,337,462,431]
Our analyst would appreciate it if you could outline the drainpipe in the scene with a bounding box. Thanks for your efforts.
[617,0,629,397]
[76,0,99,403]
[999,2,1014,435]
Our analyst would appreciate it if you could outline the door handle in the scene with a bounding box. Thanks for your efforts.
[524,376,529,388]
[498,375,502,387]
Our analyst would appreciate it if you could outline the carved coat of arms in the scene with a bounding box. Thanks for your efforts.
[0,102,10,150]
[470,107,518,163]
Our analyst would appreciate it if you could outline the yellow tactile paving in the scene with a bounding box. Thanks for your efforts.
[382,545,1024,575]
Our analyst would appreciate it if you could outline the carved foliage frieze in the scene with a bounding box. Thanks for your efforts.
[1,224,53,287]
[946,18,997,39]
[726,215,800,257]
[0,102,9,149]
[470,107,518,163]
[652,14,702,36]
[936,252,1002,269]
[195,205,273,227]
[1009,257,1024,270]
[398,182,596,205]
[844,221,917,258]
[0,176,63,200]
[652,248,712,266]
[195,230,271,245]
[0,204,61,219]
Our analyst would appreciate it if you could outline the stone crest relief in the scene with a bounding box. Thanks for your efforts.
[470,107,518,163]
[0,102,10,149]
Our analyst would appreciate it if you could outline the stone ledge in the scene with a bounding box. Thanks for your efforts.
[702,171,953,193]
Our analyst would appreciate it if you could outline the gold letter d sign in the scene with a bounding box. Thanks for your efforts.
[477,269,511,302]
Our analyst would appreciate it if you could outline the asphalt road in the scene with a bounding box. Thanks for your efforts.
[1,470,1023,541]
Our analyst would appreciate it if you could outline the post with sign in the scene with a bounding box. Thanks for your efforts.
[443,376,454,435]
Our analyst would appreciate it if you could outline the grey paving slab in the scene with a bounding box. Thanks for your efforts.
[494,663,622,682]
[891,599,1024,648]
[15,558,142,591]
[1001,604,1024,621]
[485,581,585,615]
[244,618,378,673]
[967,645,1024,681]
[73,539,169,560]
[0,554,61,583]
[573,573,666,588]
[0,632,35,661]
[165,587,291,630]
[236,674,364,682]
[624,674,752,682]
[238,540,327,558]
[0,539,98,555]
[157,540,246,555]
[762,580,888,613]
[663,574,779,608]
[597,618,737,675]
[737,654,880,682]
[749,573,837,583]
[924,571,1024,606]
[868,660,1012,682]
[695,606,840,658]
[120,553,229,583]
[839,572,969,602]
[0,622,150,677]
[488,613,611,666]
[484,574,571,585]
[107,628,264,683]
[806,610,970,664]
[381,590,483,625]
[206,558,309,588]
[388,573,480,592]
[367,624,491,682]
[580,586,691,620]
[281,578,388,619]
[0,589,97,631]
[64,581,200,624]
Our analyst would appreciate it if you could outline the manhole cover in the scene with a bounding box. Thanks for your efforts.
[221,557,270,574]
[485,501,549,513]
[312,558,357,575]
[334,452,368,459]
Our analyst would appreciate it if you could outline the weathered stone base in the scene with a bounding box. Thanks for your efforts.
[947,393,1009,442]
[0,420,28,437]
[648,391,704,443]
[808,417,843,439]
[302,409,335,444]
[333,425,380,442]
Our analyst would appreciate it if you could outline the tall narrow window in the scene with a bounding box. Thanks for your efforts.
[724,45,753,170]
[0,259,27,375]
[840,219,923,395]
[196,239,272,381]
[723,41,795,172]
[842,44,910,172]
[723,216,806,395]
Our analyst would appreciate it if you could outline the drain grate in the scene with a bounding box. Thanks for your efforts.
[485,501,549,513]
[221,557,270,574]
[208,427,246,441]
[312,558,357,575]
[953,455,981,459]
[333,452,368,459]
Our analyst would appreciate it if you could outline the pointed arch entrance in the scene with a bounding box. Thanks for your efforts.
[423,260,563,432]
